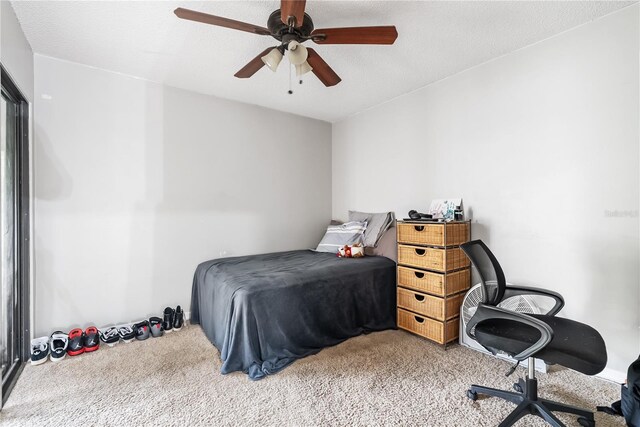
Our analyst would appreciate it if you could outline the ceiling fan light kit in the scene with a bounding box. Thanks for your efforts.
[295,61,313,77]
[174,1,398,88]
[261,47,284,72]
[286,41,308,65]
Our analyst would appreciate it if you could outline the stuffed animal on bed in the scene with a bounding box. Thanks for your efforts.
[337,243,365,258]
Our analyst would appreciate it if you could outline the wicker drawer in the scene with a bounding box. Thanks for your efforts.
[397,308,459,344]
[397,266,470,297]
[397,222,469,247]
[397,287,462,321]
[398,244,469,273]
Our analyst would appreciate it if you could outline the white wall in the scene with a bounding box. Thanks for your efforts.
[34,55,332,335]
[333,5,639,376]
[1,1,34,101]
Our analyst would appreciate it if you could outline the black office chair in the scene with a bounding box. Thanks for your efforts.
[460,240,607,427]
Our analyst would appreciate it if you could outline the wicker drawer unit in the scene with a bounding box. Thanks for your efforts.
[397,266,470,297]
[397,287,463,321]
[396,220,470,346]
[397,244,469,273]
[397,308,459,344]
[397,222,469,247]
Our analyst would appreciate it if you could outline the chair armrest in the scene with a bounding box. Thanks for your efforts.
[503,285,564,316]
[466,304,554,361]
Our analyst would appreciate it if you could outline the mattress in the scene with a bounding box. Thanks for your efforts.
[190,249,396,380]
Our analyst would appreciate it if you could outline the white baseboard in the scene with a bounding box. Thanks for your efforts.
[463,338,625,384]
[596,367,625,384]
[185,311,191,321]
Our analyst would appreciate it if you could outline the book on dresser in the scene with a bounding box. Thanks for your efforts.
[395,220,471,347]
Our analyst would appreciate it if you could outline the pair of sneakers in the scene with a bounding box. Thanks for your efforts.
[30,334,65,365]
[67,327,100,356]
[31,328,99,365]
[131,316,165,341]
[101,318,164,344]
[162,306,184,333]
[98,313,175,345]
[98,324,135,346]
[99,324,137,346]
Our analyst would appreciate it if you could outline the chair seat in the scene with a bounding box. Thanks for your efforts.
[474,314,607,375]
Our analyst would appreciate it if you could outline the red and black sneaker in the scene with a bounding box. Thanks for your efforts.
[84,327,100,352]
[149,317,163,338]
[134,320,150,340]
[67,328,85,356]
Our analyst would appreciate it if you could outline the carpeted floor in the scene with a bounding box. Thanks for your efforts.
[1,324,624,427]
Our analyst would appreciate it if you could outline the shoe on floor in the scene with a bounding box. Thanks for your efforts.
[162,307,174,333]
[149,317,163,338]
[99,326,120,347]
[49,331,68,362]
[134,320,150,341]
[173,306,184,332]
[30,337,49,365]
[67,328,85,356]
[117,324,135,343]
[84,326,100,352]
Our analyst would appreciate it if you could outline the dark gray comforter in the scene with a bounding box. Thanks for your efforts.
[190,250,396,380]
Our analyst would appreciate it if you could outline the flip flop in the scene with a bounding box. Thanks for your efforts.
[67,328,85,356]
[84,326,100,352]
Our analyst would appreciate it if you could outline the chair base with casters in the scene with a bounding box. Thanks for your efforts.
[466,358,595,427]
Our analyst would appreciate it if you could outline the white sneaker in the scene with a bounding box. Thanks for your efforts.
[30,337,49,365]
[99,326,120,347]
[117,324,135,343]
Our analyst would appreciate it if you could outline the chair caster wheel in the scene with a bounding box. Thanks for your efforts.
[513,383,523,393]
[577,416,595,427]
[466,390,478,401]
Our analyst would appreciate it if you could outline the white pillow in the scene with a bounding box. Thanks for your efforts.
[315,221,367,253]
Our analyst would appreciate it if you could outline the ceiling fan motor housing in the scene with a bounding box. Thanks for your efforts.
[267,10,314,44]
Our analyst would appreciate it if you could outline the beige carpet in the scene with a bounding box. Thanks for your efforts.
[1,324,624,427]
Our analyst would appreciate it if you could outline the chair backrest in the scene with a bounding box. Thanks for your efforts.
[460,240,506,306]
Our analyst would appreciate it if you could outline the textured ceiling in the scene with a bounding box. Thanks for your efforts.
[11,0,634,122]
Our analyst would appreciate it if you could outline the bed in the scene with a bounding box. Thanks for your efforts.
[190,249,396,380]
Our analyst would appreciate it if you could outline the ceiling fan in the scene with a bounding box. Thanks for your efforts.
[174,0,398,87]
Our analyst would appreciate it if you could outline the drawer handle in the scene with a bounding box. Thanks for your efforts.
[414,248,426,256]
[414,294,425,302]
[414,316,424,324]
[414,272,425,279]
[414,225,424,232]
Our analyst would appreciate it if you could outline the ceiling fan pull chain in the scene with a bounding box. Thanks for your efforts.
[288,63,293,94]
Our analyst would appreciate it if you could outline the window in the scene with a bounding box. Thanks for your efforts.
[0,65,30,407]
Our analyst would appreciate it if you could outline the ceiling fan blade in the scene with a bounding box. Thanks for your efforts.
[306,48,341,87]
[280,0,306,27]
[234,48,274,78]
[311,26,398,44]
[174,8,271,36]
